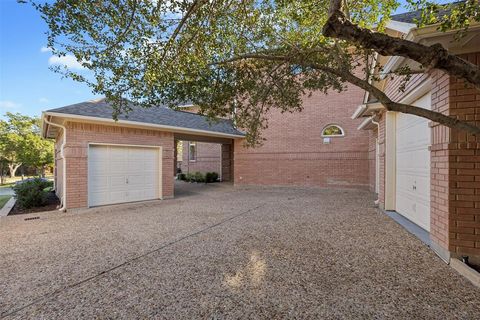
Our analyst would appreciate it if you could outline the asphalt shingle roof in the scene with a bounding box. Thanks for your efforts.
[390,1,463,24]
[46,98,245,137]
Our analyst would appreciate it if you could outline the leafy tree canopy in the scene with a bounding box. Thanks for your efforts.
[0,113,54,176]
[30,0,480,145]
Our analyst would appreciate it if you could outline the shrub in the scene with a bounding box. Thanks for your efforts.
[177,173,186,181]
[13,178,53,209]
[194,171,205,183]
[205,172,219,183]
[185,173,196,182]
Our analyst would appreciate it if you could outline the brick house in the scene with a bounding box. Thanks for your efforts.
[41,10,480,263]
[351,12,480,261]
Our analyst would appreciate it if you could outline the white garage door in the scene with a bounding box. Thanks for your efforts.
[88,145,161,207]
[395,93,431,231]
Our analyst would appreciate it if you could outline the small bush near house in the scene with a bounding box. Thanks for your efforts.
[194,171,205,183]
[13,178,53,209]
[177,173,186,181]
[205,172,219,183]
[185,172,195,182]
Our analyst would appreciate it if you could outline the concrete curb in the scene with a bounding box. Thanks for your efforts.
[450,258,480,288]
[0,197,16,217]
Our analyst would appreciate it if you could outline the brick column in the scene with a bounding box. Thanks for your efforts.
[431,52,480,259]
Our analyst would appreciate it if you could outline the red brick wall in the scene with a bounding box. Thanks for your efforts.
[180,141,221,174]
[234,86,370,189]
[430,69,452,252]
[60,122,174,209]
[443,53,480,257]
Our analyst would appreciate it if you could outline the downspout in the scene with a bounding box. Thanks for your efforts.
[371,115,380,207]
[43,116,67,212]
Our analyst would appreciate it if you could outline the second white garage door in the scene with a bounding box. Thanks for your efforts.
[395,93,431,231]
[88,145,161,207]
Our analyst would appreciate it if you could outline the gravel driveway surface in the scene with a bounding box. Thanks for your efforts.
[1,182,479,319]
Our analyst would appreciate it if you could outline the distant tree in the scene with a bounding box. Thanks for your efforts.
[0,113,54,179]
[31,0,480,145]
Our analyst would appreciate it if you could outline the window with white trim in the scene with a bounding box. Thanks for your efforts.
[189,142,197,161]
[321,124,345,137]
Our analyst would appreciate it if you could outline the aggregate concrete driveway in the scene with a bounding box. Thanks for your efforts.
[1,182,479,319]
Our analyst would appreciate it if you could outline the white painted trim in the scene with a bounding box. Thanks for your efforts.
[43,114,67,212]
[375,138,380,194]
[87,143,163,208]
[88,142,162,149]
[384,112,396,210]
[43,111,245,139]
[386,20,416,34]
[351,104,368,119]
[357,117,374,130]
[352,101,385,120]
[398,78,431,105]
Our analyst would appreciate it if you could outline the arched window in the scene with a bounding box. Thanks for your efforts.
[321,124,345,137]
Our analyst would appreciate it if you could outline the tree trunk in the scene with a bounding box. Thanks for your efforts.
[0,162,4,185]
[8,163,21,179]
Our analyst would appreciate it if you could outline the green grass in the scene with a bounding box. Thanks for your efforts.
[0,195,12,209]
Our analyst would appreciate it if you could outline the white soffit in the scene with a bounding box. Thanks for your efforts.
[351,101,384,119]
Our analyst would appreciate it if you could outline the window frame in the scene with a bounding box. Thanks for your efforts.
[321,124,345,137]
[188,142,197,162]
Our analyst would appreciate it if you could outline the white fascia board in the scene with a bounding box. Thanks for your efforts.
[351,104,368,119]
[386,20,417,34]
[357,117,374,130]
[43,111,246,139]
[351,101,385,119]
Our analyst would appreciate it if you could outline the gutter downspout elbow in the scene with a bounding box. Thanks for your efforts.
[43,115,67,212]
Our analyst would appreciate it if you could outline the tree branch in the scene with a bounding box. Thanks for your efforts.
[323,0,480,89]
[159,0,208,62]
[212,52,480,135]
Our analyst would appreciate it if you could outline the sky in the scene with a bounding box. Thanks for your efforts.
[0,0,97,119]
[0,0,445,120]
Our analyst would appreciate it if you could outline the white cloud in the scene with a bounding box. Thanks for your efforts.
[38,97,49,103]
[48,54,85,70]
[40,46,52,53]
[0,100,21,111]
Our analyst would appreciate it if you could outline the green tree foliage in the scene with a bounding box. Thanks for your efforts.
[0,113,54,178]
[30,0,480,144]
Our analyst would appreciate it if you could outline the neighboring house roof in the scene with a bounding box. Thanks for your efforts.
[390,1,463,24]
[44,98,245,137]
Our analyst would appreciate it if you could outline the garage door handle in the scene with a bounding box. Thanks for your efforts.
[126,178,129,184]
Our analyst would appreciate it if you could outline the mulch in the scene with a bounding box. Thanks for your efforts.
[9,192,60,215]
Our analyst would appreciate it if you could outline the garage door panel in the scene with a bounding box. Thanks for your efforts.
[89,176,109,192]
[395,93,431,232]
[126,174,145,187]
[88,145,160,207]
[141,175,156,187]
[89,191,110,206]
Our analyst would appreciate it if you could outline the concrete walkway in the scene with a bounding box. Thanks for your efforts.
[0,186,14,196]
[1,183,479,319]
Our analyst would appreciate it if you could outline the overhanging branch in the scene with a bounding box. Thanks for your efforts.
[213,51,480,135]
[323,0,480,89]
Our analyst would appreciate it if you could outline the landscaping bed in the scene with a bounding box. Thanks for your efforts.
[9,191,60,215]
